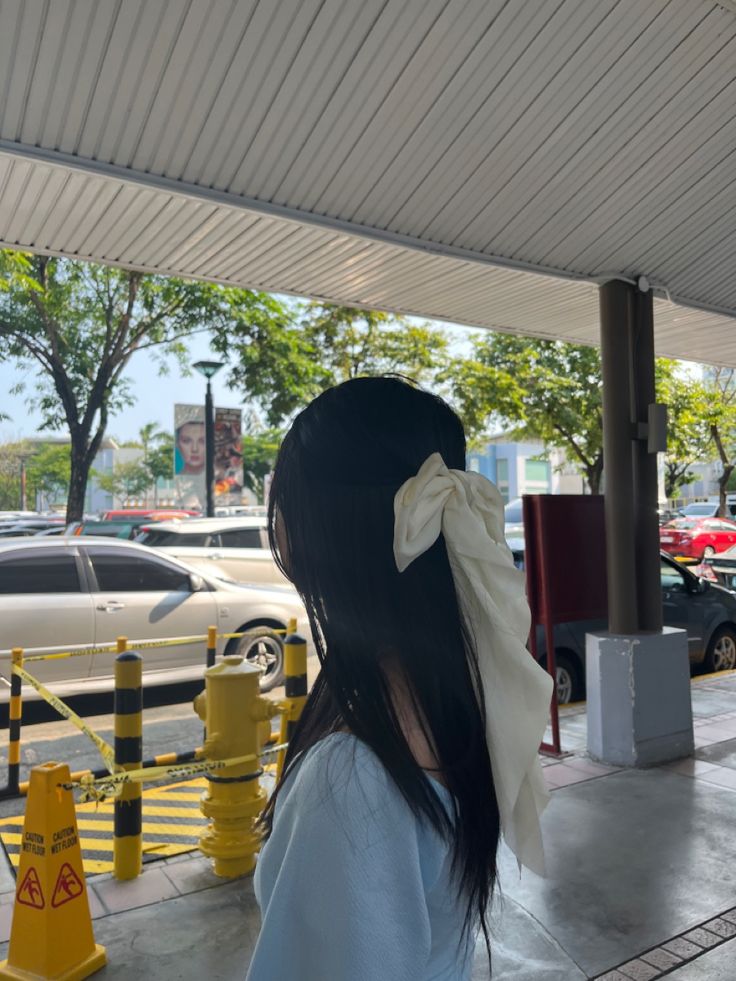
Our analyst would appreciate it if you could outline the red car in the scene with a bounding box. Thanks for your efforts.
[660,517,736,559]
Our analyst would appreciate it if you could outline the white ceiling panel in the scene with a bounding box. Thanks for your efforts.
[0,0,733,359]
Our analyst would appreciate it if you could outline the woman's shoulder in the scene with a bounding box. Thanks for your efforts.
[284,732,395,809]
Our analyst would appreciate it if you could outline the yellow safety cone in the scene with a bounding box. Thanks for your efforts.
[0,762,106,981]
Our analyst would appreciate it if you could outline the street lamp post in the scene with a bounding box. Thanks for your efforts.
[193,360,224,517]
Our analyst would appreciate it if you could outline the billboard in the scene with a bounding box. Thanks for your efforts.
[173,403,242,509]
[174,403,206,508]
[214,407,243,502]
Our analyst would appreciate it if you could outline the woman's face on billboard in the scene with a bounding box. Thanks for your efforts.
[177,422,206,473]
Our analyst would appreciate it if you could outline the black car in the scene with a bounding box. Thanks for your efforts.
[511,546,736,704]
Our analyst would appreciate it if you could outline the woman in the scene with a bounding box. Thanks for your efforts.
[175,420,206,475]
[247,377,552,980]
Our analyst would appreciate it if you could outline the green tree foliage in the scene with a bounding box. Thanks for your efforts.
[26,443,71,506]
[213,302,449,427]
[700,368,736,517]
[656,363,710,499]
[443,335,605,493]
[0,251,286,521]
[241,428,283,501]
[0,441,70,510]
[93,459,151,502]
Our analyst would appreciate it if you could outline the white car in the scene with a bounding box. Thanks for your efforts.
[136,516,286,585]
[0,537,308,698]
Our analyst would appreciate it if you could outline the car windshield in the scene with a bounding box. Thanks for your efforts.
[504,500,523,524]
[681,505,716,515]
[137,531,211,546]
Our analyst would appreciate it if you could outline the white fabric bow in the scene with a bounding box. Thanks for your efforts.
[393,452,553,875]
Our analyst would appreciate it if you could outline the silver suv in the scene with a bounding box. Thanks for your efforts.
[136,517,285,585]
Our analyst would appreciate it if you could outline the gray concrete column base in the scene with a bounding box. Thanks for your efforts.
[586,627,694,767]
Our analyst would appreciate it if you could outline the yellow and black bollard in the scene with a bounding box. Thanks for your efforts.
[113,644,142,880]
[194,657,280,877]
[276,627,308,781]
[7,649,23,796]
[206,624,217,669]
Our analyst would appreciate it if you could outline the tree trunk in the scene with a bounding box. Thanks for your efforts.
[587,456,604,495]
[66,439,93,523]
[719,467,734,518]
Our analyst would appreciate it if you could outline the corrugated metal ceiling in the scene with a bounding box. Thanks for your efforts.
[0,0,734,359]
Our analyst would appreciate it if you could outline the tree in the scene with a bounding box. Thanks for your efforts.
[656,363,710,499]
[0,251,288,522]
[701,368,736,517]
[0,441,70,510]
[443,335,606,492]
[26,443,71,507]
[212,302,450,427]
[94,459,151,503]
[241,428,283,501]
[144,433,175,506]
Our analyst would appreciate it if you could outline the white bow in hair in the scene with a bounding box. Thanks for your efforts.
[393,452,553,875]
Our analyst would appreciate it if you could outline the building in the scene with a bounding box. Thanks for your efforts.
[466,436,586,503]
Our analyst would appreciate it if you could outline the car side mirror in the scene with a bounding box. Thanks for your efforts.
[189,573,205,592]
[695,577,710,594]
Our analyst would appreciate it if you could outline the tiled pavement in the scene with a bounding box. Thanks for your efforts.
[2,671,736,978]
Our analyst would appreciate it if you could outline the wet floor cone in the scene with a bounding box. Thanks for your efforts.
[0,762,106,980]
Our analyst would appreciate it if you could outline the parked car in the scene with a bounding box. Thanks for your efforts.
[0,537,308,697]
[101,509,198,520]
[0,518,66,537]
[136,517,285,585]
[678,500,736,519]
[702,547,736,592]
[534,553,736,703]
[660,517,736,559]
[504,498,524,542]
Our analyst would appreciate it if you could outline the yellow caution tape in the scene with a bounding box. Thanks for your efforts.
[11,664,117,773]
[62,743,288,803]
[18,628,288,663]
[23,635,207,663]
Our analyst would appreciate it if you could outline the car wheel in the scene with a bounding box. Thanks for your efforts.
[551,651,583,705]
[704,626,736,673]
[703,545,716,558]
[236,628,285,692]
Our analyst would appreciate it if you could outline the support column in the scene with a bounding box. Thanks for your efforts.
[599,280,638,634]
[630,288,663,632]
[588,279,692,767]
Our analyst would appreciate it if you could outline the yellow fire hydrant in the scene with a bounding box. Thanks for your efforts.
[193,656,279,877]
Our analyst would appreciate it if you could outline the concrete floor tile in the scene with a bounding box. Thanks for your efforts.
[666,758,719,776]
[682,927,722,949]
[666,938,736,979]
[595,972,635,981]
[702,917,736,939]
[94,867,179,913]
[562,757,617,776]
[0,903,13,944]
[662,938,704,959]
[718,909,736,925]
[617,959,660,980]
[697,768,736,790]
[640,947,683,970]
[162,855,226,896]
[86,886,106,919]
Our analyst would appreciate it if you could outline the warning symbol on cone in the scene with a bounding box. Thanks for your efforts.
[51,862,84,908]
[17,867,44,909]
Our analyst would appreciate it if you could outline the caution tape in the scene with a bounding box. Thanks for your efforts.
[11,664,117,773]
[18,628,288,663]
[22,635,207,663]
[61,743,288,803]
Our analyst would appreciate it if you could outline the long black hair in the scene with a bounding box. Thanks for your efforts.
[262,376,500,963]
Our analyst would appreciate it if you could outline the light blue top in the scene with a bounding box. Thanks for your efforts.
[247,732,476,981]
